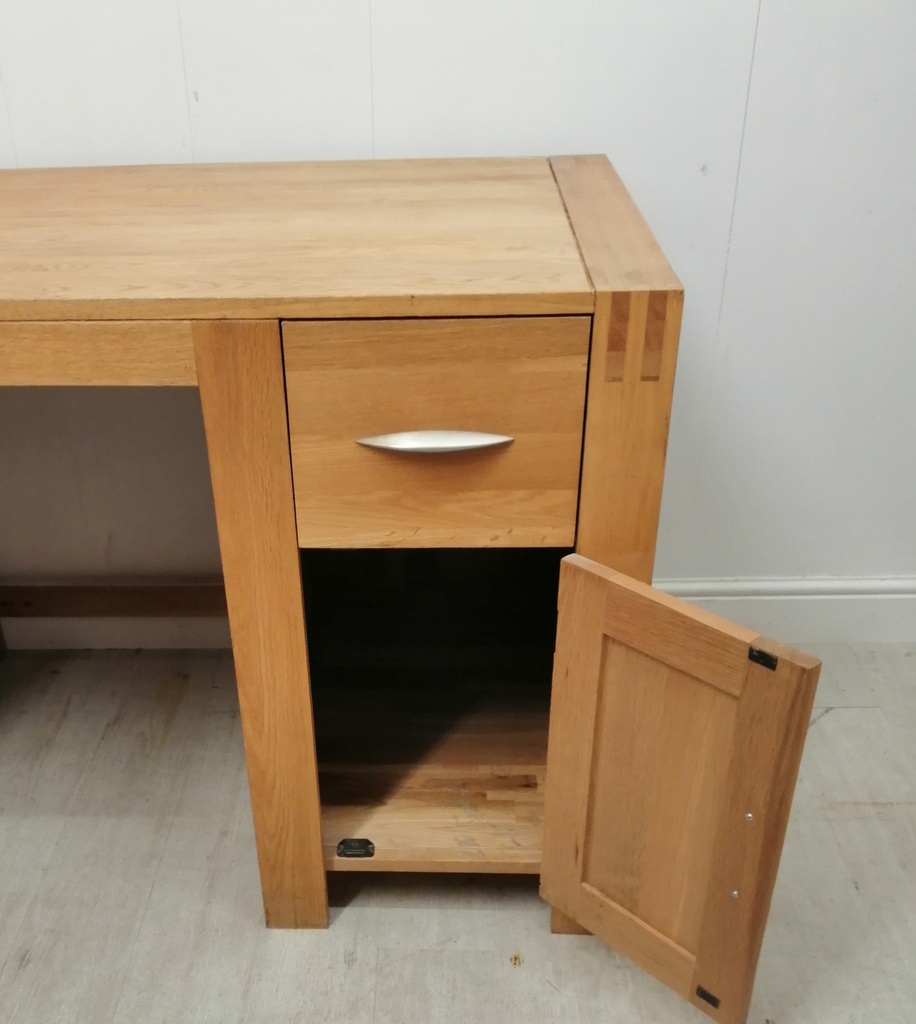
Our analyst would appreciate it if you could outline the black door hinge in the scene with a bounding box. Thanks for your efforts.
[695,986,720,1009]
[749,646,778,671]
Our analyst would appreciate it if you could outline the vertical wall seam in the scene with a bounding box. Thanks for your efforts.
[175,1,196,162]
[368,0,377,157]
[715,0,764,338]
[0,57,19,167]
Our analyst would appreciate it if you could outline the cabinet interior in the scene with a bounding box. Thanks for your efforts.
[300,547,569,873]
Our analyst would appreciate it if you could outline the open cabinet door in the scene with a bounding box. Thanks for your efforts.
[540,555,820,1024]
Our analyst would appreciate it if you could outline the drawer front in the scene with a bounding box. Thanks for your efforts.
[283,317,590,547]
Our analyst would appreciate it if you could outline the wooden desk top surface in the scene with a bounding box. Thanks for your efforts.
[0,154,681,323]
[0,157,600,321]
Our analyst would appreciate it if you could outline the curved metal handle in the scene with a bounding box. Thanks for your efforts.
[356,430,513,454]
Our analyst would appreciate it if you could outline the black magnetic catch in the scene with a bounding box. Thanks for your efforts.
[695,986,720,1009]
[749,646,778,671]
[336,838,375,858]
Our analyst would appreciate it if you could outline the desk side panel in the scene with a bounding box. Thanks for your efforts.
[551,156,683,582]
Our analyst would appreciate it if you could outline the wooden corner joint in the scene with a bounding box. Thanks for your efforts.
[603,289,682,383]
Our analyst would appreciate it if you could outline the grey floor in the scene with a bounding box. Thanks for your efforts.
[0,645,913,1024]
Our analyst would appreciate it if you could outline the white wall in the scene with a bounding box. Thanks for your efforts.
[1,0,914,643]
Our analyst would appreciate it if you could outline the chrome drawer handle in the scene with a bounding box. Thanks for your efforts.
[356,430,514,454]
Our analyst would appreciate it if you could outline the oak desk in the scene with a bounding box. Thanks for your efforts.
[0,156,818,1024]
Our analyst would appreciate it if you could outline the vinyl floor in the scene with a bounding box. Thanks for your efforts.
[0,645,913,1023]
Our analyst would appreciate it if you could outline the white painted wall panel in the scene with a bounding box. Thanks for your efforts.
[176,0,373,162]
[0,1,914,645]
[0,1,191,167]
[369,0,762,584]
[0,389,220,576]
[683,0,916,579]
[0,69,15,167]
[370,1,756,287]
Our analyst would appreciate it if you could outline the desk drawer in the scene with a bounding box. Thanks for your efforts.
[283,317,590,547]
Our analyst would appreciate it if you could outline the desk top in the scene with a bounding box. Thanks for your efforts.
[0,155,679,322]
[0,157,590,321]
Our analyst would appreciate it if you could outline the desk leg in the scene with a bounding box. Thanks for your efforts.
[194,320,327,928]
[550,906,590,935]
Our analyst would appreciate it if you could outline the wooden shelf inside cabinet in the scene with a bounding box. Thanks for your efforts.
[316,685,548,874]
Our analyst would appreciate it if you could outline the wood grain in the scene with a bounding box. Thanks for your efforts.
[574,290,683,580]
[549,907,590,934]
[0,159,592,321]
[552,155,683,582]
[193,320,327,929]
[541,555,821,1024]
[284,317,589,547]
[605,292,630,381]
[548,155,681,294]
[0,579,226,618]
[601,564,757,697]
[316,684,548,873]
[582,640,736,951]
[0,321,196,385]
[539,558,607,914]
[322,765,544,874]
[642,290,668,381]
[691,641,820,1023]
[576,884,696,996]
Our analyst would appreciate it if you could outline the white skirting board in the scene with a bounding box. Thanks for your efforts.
[659,576,916,644]
[2,577,914,648]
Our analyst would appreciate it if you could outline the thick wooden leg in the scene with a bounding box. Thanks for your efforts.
[574,291,683,582]
[0,620,6,660]
[194,320,327,928]
[550,156,684,584]
[550,906,591,935]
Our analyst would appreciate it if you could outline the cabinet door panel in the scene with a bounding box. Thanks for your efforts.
[541,555,820,1024]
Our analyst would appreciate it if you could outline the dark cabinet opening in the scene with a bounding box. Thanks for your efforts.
[300,548,570,873]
